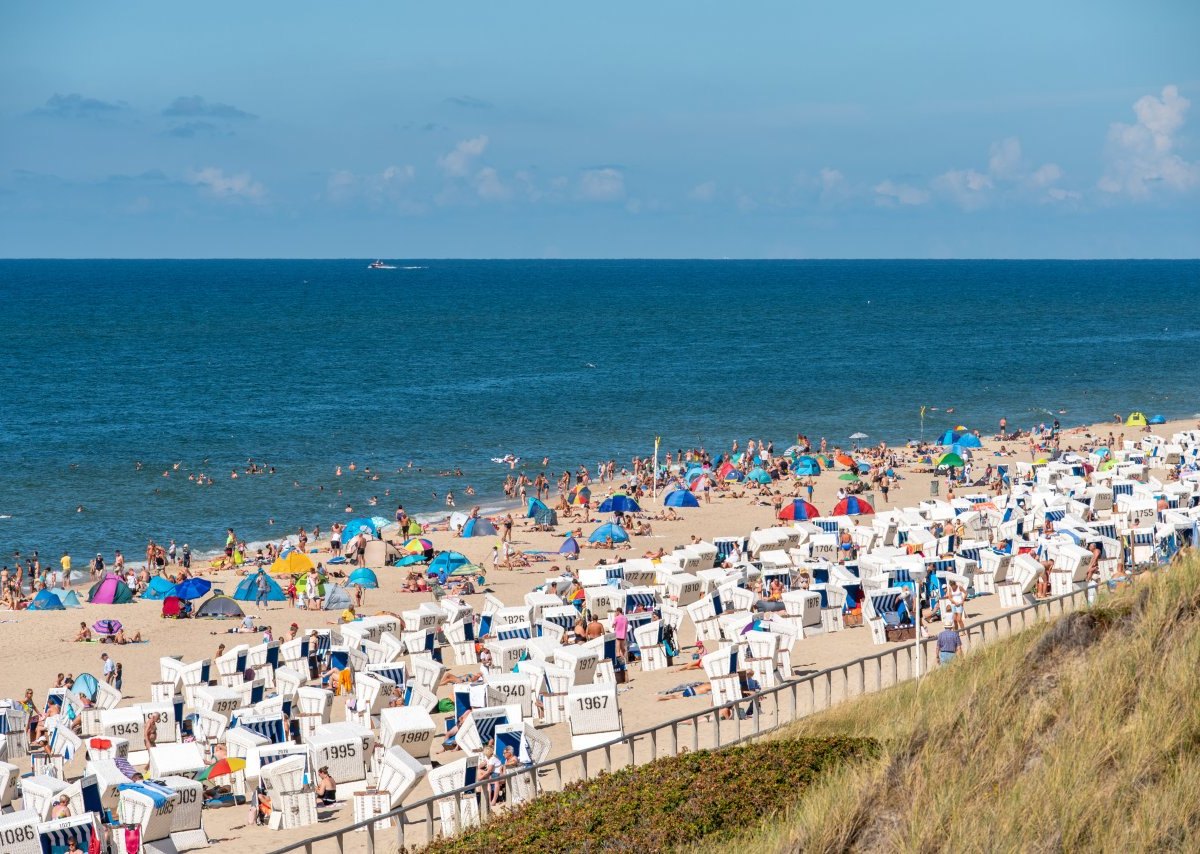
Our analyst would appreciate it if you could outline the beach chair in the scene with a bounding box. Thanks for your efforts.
[157,774,208,851]
[296,686,333,723]
[864,587,910,645]
[308,722,375,797]
[373,746,427,809]
[566,684,622,751]
[482,673,536,718]
[427,758,480,836]
[0,760,19,811]
[118,779,180,853]
[38,815,99,854]
[999,554,1042,606]
[378,707,436,760]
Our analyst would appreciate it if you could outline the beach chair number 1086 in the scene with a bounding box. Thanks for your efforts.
[1,827,36,845]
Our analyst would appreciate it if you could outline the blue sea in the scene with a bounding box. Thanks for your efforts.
[1,259,1198,562]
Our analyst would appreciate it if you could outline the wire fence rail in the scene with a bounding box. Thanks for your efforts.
[268,585,1093,854]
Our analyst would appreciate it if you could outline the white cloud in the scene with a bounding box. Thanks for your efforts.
[873,180,929,207]
[1028,163,1062,188]
[932,168,993,210]
[186,166,266,202]
[1099,84,1200,198]
[578,168,625,201]
[437,135,488,177]
[688,180,716,202]
[325,165,415,205]
[987,137,1023,180]
[473,166,510,201]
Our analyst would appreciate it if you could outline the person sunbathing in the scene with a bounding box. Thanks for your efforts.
[632,521,654,536]
[73,622,92,642]
[643,547,666,559]
[113,628,144,644]
[657,681,711,700]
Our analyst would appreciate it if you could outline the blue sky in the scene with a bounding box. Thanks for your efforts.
[2,1,1198,258]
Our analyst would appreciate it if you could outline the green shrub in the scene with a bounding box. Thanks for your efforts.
[420,737,877,853]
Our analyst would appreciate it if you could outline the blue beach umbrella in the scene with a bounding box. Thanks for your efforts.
[341,518,378,543]
[173,577,212,601]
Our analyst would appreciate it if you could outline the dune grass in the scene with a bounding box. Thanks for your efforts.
[699,557,1200,853]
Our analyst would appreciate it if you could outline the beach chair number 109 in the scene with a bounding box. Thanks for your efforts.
[322,744,356,761]
[579,696,608,710]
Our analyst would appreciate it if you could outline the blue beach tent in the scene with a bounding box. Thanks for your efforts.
[233,570,286,602]
[341,517,378,543]
[559,537,580,555]
[954,433,982,448]
[140,576,177,601]
[664,490,700,508]
[598,494,641,513]
[588,522,630,544]
[348,568,379,589]
[49,588,83,608]
[29,589,65,611]
[428,551,472,583]
[462,517,498,538]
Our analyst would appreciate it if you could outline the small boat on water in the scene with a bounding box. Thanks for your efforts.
[367,260,397,269]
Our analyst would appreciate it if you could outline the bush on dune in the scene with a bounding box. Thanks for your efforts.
[419,737,878,853]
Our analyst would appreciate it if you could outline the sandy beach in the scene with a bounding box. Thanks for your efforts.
[2,412,1196,852]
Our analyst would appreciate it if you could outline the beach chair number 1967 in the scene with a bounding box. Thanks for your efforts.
[579,696,608,710]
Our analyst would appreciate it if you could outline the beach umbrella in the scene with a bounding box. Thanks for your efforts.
[173,577,212,601]
[834,453,856,470]
[954,433,982,448]
[402,537,434,553]
[832,496,874,516]
[664,490,700,508]
[348,568,379,589]
[599,494,641,513]
[937,452,965,468]
[558,537,580,555]
[747,468,772,484]
[856,462,872,474]
[778,499,820,521]
[93,619,122,636]
[838,472,861,481]
[690,475,713,491]
[935,429,961,446]
[849,432,869,440]
[196,757,246,782]
[567,485,591,505]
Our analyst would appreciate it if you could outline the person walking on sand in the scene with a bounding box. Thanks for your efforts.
[256,571,272,610]
[937,625,962,665]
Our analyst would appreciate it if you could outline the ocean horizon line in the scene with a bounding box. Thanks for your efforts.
[3,256,1199,263]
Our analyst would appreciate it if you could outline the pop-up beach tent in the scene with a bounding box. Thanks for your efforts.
[28,589,65,611]
[194,595,244,619]
[233,570,286,602]
[588,522,629,544]
[50,588,83,608]
[88,574,134,605]
[461,517,498,538]
[1126,412,1148,427]
[323,585,353,611]
[140,576,177,601]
